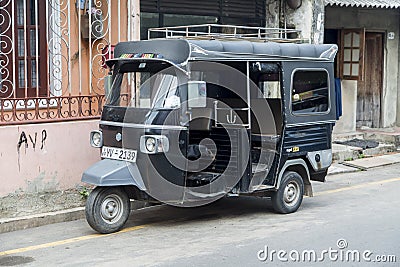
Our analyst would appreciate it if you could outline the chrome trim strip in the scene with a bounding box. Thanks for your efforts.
[286,120,336,127]
[100,120,187,130]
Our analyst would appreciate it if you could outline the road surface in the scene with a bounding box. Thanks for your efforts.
[0,164,399,266]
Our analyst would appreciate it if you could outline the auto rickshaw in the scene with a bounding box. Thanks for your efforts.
[82,25,338,233]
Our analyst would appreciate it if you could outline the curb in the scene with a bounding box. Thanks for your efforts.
[0,207,85,234]
[327,166,362,176]
[0,201,150,234]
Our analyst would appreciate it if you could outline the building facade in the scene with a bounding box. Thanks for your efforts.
[2,0,399,216]
[324,0,400,133]
[270,0,400,133]
[0,0,139,204]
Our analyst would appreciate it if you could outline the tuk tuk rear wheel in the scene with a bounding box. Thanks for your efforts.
[271,171,304,214]
[85,186,131,234]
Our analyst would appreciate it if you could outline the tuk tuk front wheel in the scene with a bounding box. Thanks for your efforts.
[85,186,131,234]
[271,171,304,214]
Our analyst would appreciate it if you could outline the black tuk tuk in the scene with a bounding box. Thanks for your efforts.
[82,25,338,233]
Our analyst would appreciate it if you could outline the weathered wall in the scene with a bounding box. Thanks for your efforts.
[265,0,280,28]
[398,24,400,127]
[325,7,400,128]
[333,80,357,134]
[286,0,325,43]
[266,0,325,44]
[0,120,100,197]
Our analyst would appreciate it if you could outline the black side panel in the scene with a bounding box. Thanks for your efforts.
[283,123,333,158]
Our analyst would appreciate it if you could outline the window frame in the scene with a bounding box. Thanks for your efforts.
[290,68,331,116]
[339,28,365,81]
[1,0,48,99]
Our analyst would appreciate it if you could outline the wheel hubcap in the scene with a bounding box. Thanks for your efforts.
[100,194,124,224]
[283,181,300,207]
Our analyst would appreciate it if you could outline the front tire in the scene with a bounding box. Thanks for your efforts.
[85,187,131,234]
[271,171,304,214]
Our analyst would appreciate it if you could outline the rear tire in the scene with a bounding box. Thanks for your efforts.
[271,171,304,214]
[85,187,131,234]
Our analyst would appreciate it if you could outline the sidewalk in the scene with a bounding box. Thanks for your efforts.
[2,150,400,234]
[328,152,400,175]
[330,126,400,175]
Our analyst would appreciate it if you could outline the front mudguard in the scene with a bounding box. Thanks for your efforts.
[81,159,146,190]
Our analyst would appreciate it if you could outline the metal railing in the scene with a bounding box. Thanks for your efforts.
[0,0,135,124]
[148,24,305,43]
[0,95,105,125]
[213,101,250,129]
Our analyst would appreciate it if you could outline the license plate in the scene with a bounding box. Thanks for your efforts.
[101,146,137,163]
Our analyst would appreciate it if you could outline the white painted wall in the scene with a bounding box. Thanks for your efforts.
[333,80,357,134]
[0,120,100,197]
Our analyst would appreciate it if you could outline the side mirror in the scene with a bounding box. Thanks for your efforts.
[188,81,207,108]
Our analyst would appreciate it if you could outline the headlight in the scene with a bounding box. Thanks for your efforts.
[145,137,156,153]
[90,131,103,148]
[140,135,169,154]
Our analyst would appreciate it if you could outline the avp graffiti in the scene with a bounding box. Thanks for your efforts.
[17,130,48,171]
[17,130,47,151]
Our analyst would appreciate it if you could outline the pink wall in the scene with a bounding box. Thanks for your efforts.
[0,120,100,197]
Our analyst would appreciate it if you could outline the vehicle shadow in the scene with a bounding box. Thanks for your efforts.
[124,196,276,229]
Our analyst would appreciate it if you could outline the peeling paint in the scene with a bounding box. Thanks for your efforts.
[271,0,325,44]
[266,0,280,28]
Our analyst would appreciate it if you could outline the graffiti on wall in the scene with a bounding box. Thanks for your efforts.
[17,130,48,171]
[17,130,47,151]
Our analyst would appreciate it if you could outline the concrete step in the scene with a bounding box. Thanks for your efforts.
[363,143,397,157]
[333,132,365,142]
[332,143,362,162]
[332,143,397,162]
[341,153,400,170]
[363,132,400,147]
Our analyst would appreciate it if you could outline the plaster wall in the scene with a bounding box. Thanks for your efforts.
[286,0,325,43]
[333,80,357,134]
[0,120,100,197]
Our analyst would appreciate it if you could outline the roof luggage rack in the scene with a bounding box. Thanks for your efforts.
[148,24,307,43]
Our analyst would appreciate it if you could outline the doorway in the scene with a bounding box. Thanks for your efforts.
[356,32,384,128]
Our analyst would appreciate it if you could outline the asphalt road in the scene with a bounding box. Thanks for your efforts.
[1,164,399,266]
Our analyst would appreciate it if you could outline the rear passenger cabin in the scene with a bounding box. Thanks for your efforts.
[181,39,337,190]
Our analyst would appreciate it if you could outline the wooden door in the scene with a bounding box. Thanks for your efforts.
[357,32,383,128]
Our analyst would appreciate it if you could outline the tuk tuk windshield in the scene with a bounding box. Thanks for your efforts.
[106,63,181,109]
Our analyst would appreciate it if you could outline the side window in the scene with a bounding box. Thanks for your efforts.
[292,70,329,114]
